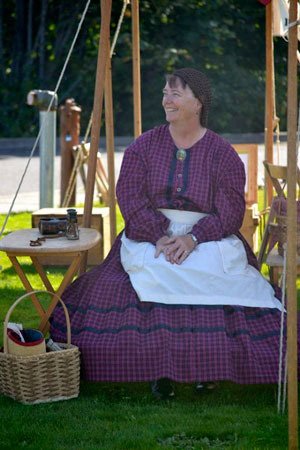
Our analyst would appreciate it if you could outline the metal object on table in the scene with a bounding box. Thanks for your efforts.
[66,209,79,240]
[39,218,67,235]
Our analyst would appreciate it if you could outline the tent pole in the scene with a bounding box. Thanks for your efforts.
[81,0,112,274]
[105,49,117,245]
[286,1,298,448]
[264,1,274,207]
[131,0,142,138]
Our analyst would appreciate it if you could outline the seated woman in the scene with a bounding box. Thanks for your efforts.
[51,67,297,399]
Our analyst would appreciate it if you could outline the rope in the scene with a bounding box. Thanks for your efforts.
[272,50,281,164]
[82,0,130,145]
[276,93,300,413]
[0,0,91,239]
[110,0,130,58]
[276,94,300,413]
[288,19,300,29]
[282,351,288,414]
[62,0,130,207]
[277,244,287,414]
[61,145,86,207]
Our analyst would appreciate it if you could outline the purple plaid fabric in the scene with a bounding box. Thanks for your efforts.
[51,125,300,383]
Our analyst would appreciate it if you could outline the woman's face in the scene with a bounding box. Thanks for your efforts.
[162,81,201,125]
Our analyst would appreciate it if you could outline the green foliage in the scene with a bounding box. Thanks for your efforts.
[0,0,291,138]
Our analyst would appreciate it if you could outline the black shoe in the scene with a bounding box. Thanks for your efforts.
[195,381,218,393]
[150,378,175,400]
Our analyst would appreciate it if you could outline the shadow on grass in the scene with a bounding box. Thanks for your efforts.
[80,380,279,409]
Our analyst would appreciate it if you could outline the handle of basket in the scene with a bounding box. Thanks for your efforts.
[3,290,72,354]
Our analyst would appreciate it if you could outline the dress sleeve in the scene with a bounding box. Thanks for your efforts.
[191,148,246,243]
[116,136,170,244]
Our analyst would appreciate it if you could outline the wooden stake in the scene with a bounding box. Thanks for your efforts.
[105,50,117,245]
[264,1,275,207]
[287,112,299,440]
[131,0,142,137]
[60,99,81,206]
[287,1,298,449]
[81,0,112,274]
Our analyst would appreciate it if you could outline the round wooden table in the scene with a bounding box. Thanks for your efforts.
[0,228,101,332]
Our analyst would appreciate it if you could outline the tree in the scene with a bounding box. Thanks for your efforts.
[0,0,290,137]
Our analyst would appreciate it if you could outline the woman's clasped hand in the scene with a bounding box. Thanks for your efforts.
[155,234,197,264]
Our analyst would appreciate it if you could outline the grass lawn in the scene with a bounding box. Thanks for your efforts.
[0,202,298,450]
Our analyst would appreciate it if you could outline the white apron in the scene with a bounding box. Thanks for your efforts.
[120,209,283,310]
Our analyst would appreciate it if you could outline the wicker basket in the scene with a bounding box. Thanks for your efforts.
[0,290,80,404]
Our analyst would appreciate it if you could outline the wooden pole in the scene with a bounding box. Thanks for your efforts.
[287,1,298,448]
[131,0,142,137]
[104,50,117,245]
[60,98,81,206]
[81,0,112,273]
[264,1,275,207]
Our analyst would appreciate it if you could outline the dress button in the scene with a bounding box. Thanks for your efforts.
[178,173,182,178]
[177,187,182,192]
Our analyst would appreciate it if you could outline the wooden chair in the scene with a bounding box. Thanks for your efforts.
[258,160,300,284]
[232,143,258,205]
[232,144,259,252]
[61,142,109,207]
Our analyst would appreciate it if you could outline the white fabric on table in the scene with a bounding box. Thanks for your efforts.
[120,209,282,310]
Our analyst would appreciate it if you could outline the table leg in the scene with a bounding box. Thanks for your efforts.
[38,252,82,333]
[8,256,46,319]
[30,256,55,292]
[56,253,82,298]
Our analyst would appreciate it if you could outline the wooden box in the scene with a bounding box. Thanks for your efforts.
[31,207,110,265]
[239,204,260,253]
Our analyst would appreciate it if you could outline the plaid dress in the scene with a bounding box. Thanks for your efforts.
[51,125,300,383]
